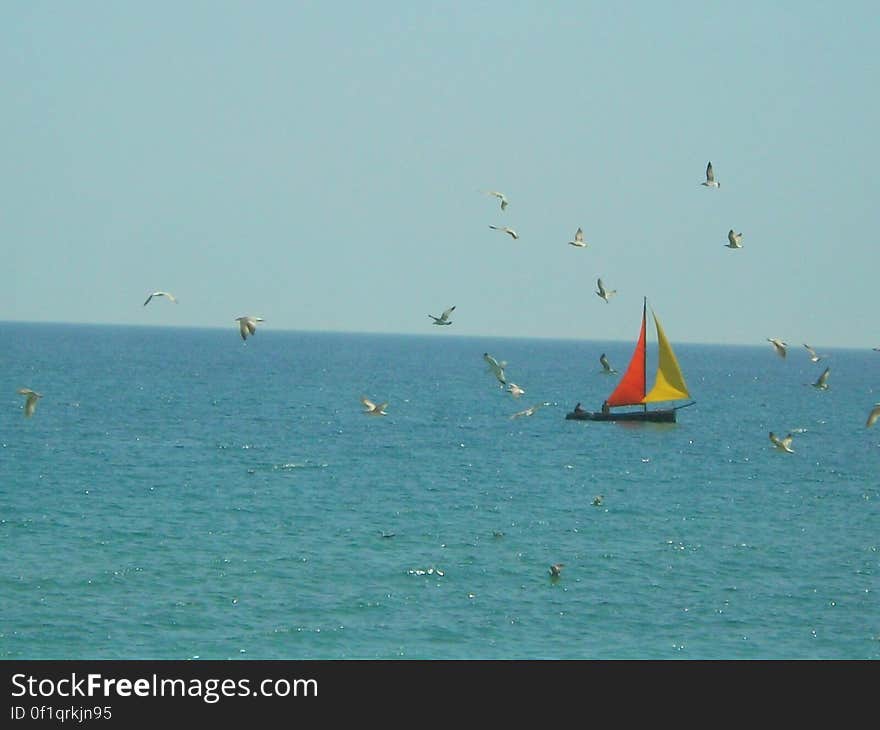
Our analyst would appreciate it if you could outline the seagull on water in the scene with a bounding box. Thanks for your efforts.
[428,305,455,326]
[702,161,720,188]
[767,338,788,358]
[361,396,388,416]
[866,404,880,428]
[769,431,795,453]
[726,229,743,249]
[506,382,525,398]
[489,225,519,240]
[143,291,178,306]
[599,353,616,374]
[596,278,617,303]
[486,190,508,211]
[549,563,564,578]
[510,402,548,420]
[810,366,831,390]
[803,344,825,362]
[483,352,507,387]
[568,227,587,248]
[17,388,42,418]
[235,316,264,341]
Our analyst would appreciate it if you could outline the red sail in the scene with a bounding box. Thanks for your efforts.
[605,304,647,407]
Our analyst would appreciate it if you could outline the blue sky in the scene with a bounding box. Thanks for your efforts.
[2,2,878,347]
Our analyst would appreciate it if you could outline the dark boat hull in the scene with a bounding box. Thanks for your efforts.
[565,408,677,423]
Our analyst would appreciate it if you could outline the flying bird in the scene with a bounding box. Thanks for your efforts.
[803,344,825,363]
[769,431,795,453]
[810,367,831,390]
[599,353,616,374]
[506,383,525,398]
[702,161,720,188]
[17,388,42,418]
[726,230,743,248]
[235,316,264,341]
[866,404,880,428]
[489,225,519,240]
[568,227,586,248]
[549,563,564,578]
[510,402,547,420]
[596,278,617,303]
[361,396,388,416]
[486,190,508,211]
[483,352,507,387]
[143,291,178,306]
[767,338,788,358]
[428,305,456,326]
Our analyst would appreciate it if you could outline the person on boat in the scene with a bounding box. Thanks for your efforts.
[601,401,610,414]
[573,402,585,414]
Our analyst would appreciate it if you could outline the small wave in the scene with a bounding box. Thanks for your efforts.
[274,462,329,471]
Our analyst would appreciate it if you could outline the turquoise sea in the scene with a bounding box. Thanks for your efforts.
[1,322,877,659]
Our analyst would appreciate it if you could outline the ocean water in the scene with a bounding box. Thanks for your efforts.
[1,322,877,660]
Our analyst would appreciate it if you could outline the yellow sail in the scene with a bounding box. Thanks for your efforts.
[643,311,690,403]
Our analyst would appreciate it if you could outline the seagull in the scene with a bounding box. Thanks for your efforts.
[143,291,178,306]
[235,316,264,341]
[803,344,825,362]
[866,404,880,428]
[489,225,519,240]
[510,402,547,419]
[810,367,831,390]
[17,388,42,418]
[596,278,617,303]
[568,227,586,248]
[361,396,388,416]
[428,305,456,326]
[483,352,507,387]
[767,338,788,358]
[549,563,564,578]
[506,382,525,398]
[725,230,743,248]
[486,190,508,211]
[769,431,795,453]
[599,353,616,374]
[702,161,720,188]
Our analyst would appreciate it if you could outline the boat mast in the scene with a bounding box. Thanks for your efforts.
[642,297,647,412]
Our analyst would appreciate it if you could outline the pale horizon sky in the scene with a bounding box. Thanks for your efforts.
[3,2,878,348]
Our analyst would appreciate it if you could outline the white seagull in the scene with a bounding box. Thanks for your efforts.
[702,161,720,188]
[803,344,825,362]
[143,291,178,306]
[510,402,547,420]
[596,278,617,303]
[235,316,264,341]
[599,353,616,374]
[769,431,795,453]
[810,367,831,390]
[361,396,388,416]
[866,404,880,428]
[17,388,43,418]
[428,305,456,326]
[483,352,507,387]
[489,225,519,240]
[506,383,525,398]
[568,227,587,248]
[767,338,788,358]
[486,190,509,211]
[726,230,743,249]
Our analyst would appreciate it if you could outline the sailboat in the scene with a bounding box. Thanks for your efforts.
[566,298,695,423]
